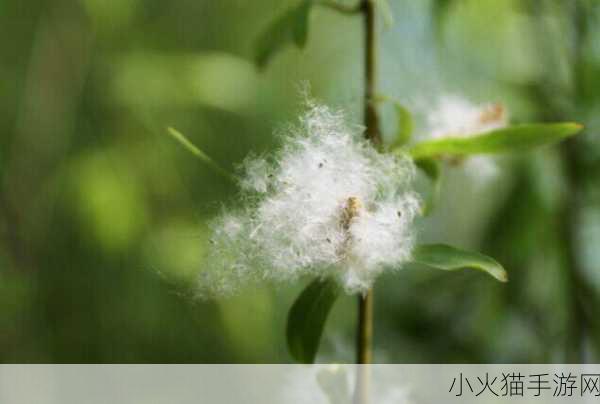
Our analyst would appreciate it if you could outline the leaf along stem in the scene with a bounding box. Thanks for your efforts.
[167,127,236,183]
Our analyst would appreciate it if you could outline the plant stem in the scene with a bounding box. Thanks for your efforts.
[355,0,379,403]
[357,289,374,363]
[355,290,373,404]
[357,0,378,368]
[167,127,236,183]
[362,0,382,147]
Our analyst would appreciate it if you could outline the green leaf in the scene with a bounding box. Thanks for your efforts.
[412,244,508,282]
[415,157,440,181]
[414,157,441,215]
[431,0,455,41]
[166,127,236,182]
[287,277,340,363]
[292,0,312,47]
[408,123,583,159]
[374,95,413,149]
[374,0,394,28]
[254,0,313,69]
[254,13,289,68]
[390,102,414,149]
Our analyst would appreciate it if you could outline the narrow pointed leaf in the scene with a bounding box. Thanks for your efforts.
[287,277,340,363]
[409,123,583,159]
[375,0,394,28]
[389,102,414,149]
[254,0,313,68]
[292,0,312,47]
[412,244,508,282]
[375,95,413,149]
[415,157,440,181]
[254,13,290,68]
[166,127,235,182]
[415,157,441,215]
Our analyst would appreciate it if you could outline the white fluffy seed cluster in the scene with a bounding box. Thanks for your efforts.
[426,95,507,139]
[425,95,508,182]
[200,103,420,297]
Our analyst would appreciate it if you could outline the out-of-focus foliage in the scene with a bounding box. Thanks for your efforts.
[408,123,582,158]
[1,0,599,363]
[287,278,341,364]
[412,244,507,282]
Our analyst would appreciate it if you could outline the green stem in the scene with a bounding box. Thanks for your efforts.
[357,289,374,364]
[355,0,379,403]
[167,127,236,183]
[358,0,379,364]
[357,0,378,367]
[355,290,373,404]
[362,0,382,146]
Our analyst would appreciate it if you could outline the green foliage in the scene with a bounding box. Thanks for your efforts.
[412,244,508,282]
[414,157,441,215]
[293,0,312,47]
[408,123,583,159]
[287,278,340,363]
[430,0,455,41]
[167,127,236,182]
[70,152,148,253]
[388,100,414,149]
[375,0,394,28]
[254,0,313,68]
[2,0,599,365]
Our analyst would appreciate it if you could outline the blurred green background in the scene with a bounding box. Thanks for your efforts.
[1,0,600,363]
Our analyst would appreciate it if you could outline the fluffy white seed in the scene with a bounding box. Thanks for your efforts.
[426,95,507,140]
[199,103,420,297]
[424,95,508,183]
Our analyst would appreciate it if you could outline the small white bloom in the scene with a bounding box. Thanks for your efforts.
[200,102,420,296]
[424,94,509,184]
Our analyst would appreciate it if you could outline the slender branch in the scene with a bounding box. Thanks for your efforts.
[362,0,382,146]
[167,127,236,183]
[355,0,379,403]
[357,289,374,363]
[355,290,373,404]
[357,0,378,366]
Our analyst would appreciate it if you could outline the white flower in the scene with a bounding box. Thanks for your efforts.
[425,95,508,183]
[200,102,420,296]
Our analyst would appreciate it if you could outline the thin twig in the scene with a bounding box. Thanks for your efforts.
[355,0,379,403]
[167,127,236,183]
